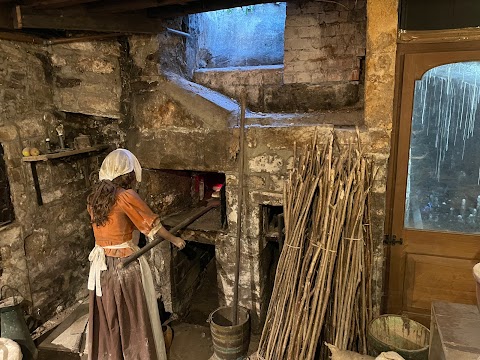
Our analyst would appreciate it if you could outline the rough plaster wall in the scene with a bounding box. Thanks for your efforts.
[284,0,366,84]
[127,32,239,173]
[190,3,286,69]
[193,65,283,111]
[127,19,188,78]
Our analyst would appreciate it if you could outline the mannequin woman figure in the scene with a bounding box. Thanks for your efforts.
[86,148,185,360]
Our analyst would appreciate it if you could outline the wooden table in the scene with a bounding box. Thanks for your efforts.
[429,301,480,360]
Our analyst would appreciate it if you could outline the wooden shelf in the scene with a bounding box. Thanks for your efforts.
[22,144,109,162]
[22,144,109,206]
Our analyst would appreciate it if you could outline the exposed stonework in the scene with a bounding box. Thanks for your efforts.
[0,225,30,301]
[364,0,399,315]
[191,0,366,114]
[0,36,133,325]
[127,6,395,326]
[49,41,122,119]
[193,65,363,113]
[0,0,398,332]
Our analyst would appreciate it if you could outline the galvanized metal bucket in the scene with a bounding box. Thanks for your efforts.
[0,286,38,360]
[208,306,251,360]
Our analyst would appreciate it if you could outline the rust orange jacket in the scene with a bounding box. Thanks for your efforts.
[89,189,159,257]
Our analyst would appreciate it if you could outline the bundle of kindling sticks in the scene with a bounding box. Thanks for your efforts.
[258,131,375,360]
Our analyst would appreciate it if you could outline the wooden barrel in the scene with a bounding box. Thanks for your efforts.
[209,306,250,360]
[367,315,429,360]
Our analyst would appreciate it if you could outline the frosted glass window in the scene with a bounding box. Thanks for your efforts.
[405,62,480,233]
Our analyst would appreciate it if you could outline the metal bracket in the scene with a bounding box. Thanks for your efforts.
[30,162,43,206]
[384,234,403,246]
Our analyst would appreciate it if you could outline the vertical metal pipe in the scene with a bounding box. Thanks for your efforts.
[232,94,247,325]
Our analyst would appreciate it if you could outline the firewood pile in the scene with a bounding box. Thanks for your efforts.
[258,132,375,360]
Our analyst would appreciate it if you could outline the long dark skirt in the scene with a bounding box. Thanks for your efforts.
[88,256,157,360]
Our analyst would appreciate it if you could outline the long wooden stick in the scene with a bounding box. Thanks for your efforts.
[258,131,375,360]
[232,94,247,325]
[118,201,219,269]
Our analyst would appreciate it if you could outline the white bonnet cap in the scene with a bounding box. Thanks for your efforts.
[99,148,142,183]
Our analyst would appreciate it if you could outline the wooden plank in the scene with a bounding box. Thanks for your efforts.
[0,30,44,43]
[21,0,98,7]
[404,254,478,313]
[39,303,89,353]
[27,0,99,13]
[149,0,276,18]
[399,28,480,44]
[88,0,194,14]
[0,4,14,29]
[15,6,166,33]
[50,313,88,352]
[22,144,108,162]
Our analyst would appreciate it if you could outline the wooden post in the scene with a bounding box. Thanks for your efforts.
[232,94,247,325]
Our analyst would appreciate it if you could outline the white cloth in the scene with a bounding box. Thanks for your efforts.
[87,240,167,360]
[99,148,142,183]
[0,338,22,360]
[88,243,129,297]
[474,262,480,281]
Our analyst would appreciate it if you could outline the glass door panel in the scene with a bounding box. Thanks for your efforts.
[405,62,480,233]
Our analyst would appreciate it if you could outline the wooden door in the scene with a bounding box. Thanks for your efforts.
[387,50,480,325]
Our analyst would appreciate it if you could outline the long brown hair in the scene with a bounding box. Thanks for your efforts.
[87,172,136,227]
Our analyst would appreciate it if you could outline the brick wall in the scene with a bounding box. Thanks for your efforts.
[284,0,366,84]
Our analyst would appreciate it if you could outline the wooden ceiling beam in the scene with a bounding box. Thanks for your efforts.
[149,0,276,18]
[21,0,97,7]
[0,30,44,43]
[0,4,14,29]
[87,0,194,14]
[14,6,166,33]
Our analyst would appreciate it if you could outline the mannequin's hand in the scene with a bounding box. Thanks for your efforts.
[172,237,186,250]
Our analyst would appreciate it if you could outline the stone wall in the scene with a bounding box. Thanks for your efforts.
[126,0,396,326]
[364,0,399,314]
[0,40,91,321]
[50,41,122,119]
[0,37,128,323]
[284,0,366,84]
[0,0,399,329]
[125,33,381,329]
[193,65,362,113]
[0,40,53,309]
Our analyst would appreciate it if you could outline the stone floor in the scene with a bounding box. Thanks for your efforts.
[169,322,260,360]
[169,260,260,360]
